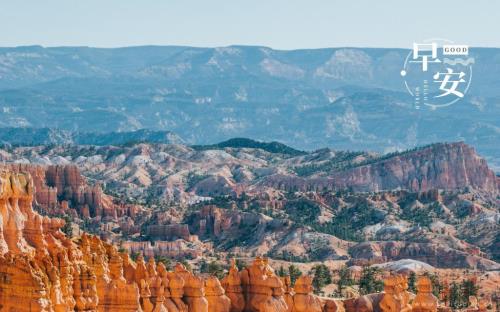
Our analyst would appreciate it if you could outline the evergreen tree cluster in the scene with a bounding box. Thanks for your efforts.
[448,279,479,309]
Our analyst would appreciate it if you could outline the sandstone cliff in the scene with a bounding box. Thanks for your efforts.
[4,163,140,220]
[0,169,141,311]
[259,142,500,193]
[348,241,500,271]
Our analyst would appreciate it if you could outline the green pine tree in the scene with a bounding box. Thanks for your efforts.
[337,266,354,296]
[288,265,302,286]
[311,264,332,293]
[408,272,417,293]
[235,259,247,271]
[460,279,479,307]
[60,215,73,237]
[179,259,192,272]
[277,266,287,277]
[207,261,225,279]
[155,256,173,270]
[423,272,442,298]
[359,267,383,295]
[449,282,464,309]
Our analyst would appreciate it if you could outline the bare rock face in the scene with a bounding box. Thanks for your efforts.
[190,205,252,238]
[412,276,438,312]
[331,142,499,193]
[221,260,245,312]
[122,240,205,259]
[240,257,288,312]
[348,241,500,270]
[291,275,323,312]
[43,164,140,219]
[188,205,288,242]
[146,223,192,241]
[205,276,231,312]
[260,143,499,193]
[0,170,140,311]
[5,164,140,220]
[379,275,412,312]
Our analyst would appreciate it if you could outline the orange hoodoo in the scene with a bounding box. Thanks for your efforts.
[291,275,323,312]
[412,276,438,312]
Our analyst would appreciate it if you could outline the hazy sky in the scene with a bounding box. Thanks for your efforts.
[1,0,499,49]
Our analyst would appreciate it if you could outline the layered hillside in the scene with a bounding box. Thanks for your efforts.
[0,141,498,271]
[1,141,497,201]
[4,163,142,220]
[260,142,500,193]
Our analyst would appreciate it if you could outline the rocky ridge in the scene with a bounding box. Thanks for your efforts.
[259,142,500,193]
[1,142,497,203]
[4,163,141,220]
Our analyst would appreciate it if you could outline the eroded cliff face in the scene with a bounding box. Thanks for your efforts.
[4,164,140,220]
[348,241,500,271]
[0,169,337,312]
[0,170,141,311]
[331,143,499,193]
[259,143,500,193]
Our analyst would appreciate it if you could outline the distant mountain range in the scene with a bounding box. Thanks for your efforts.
[0,45,499,169]
[0,128,183,146]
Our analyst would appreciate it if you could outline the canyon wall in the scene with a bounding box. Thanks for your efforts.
[260,142,500,193]
[4,163,140,220]
[348,241,500,271]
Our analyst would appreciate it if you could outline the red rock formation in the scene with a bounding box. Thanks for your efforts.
[221,260,246,312]
[323,299,345,312]
[0,170,140,311]
[146,223,192,241]
[193,205,244,238]
[348,241,500,270]
[259,143,500,193]
[412,276,438,312]
[379,275,411,312]
[240,257,288,312]
[5,167,473,312]
[174,264,209,312]
[0,169,160,311]
[3,163,140,220]
[280,276,294,312]
[291,275,322,312]
[188,205,286,244]
[122,240,206,259]
[205,275,231,312]
[166,269,188,312]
